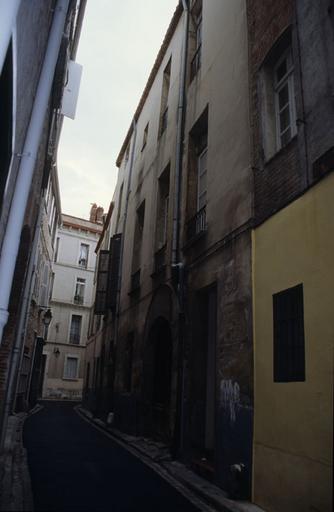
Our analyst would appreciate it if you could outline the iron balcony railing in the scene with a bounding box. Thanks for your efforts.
[186,205,207,243]
[73,294,84,305]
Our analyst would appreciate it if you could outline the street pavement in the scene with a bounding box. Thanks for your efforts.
[23,401,201,512]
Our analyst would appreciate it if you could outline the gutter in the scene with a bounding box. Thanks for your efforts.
[0,0,21,74]
[0,0,70,347]
[172,0,189,456]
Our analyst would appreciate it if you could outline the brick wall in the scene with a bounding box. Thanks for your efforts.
[247,0,305,224]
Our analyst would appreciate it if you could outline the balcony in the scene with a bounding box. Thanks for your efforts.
[186,205,207,244]
[73,294,84,305]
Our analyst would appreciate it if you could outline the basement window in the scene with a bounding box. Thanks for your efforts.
[273,284,305,382]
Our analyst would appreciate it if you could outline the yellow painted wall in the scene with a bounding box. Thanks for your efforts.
[253,174,334,512]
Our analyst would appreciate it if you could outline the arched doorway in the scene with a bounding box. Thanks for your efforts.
[147,317,173,442]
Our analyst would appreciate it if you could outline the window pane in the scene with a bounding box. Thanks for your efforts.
[276,58,287,83]
[65,357,78,379]
[278,84,289,110]
[69,315,82,344]
[279,106,291,132]
[79,244,89,267]
[281,127,291,147]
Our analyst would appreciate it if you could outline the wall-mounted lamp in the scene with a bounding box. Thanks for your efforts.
[42,308,52,327]
[53,347,60,357]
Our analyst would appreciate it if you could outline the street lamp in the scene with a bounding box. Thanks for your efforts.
[42,308,52,327]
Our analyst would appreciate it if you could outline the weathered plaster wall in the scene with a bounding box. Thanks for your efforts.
[253,173,334,512]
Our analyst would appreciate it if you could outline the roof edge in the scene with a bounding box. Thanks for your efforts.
[116,2,183,168]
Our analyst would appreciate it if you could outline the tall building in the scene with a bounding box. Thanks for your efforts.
[42,207,102,400]
[0,0,86,448]
[86,0,253,497]
[84,0,333,509]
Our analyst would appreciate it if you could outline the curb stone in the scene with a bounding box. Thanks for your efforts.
[76,406,265,512]
[0,404,43,512]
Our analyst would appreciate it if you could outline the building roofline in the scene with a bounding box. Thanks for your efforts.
[115,2,182,168]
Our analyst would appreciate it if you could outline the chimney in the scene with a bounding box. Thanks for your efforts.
[96,206,104,223]
[89,203,97,222]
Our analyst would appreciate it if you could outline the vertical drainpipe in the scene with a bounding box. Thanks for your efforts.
[0,0,70,348]
[172,0,189,456]
[0,0,21,74]
[112,119,137,403]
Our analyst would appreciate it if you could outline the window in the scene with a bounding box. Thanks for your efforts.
[156,164,170,249]
[131,201,145,281]
[186,107,208,241]
[54,237,60,262]
[78,243,89,268]
[69,315,82,344]
[115,183,123,232]
[274,49,296,149]
[94,250,110,315]
[74,277,85,304]
[142,122,149,151]
[159,58,171,137]
[273,284,305,382]
[260,32,297,159]
[197,146,207,210]
[190,0,202,81]
[64,356,79,379]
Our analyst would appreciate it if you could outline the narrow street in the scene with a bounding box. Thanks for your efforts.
[23,401,200,512]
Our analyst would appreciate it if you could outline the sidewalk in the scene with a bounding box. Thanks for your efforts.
[76,406,265,512]
[0,408,37,512]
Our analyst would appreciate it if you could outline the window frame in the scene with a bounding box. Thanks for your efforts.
[197,146,208,211]
[63,355,79,380]
[74,277,85,304]
[78,243,89,268]
[68,313,82,345]
[273,48,297,151]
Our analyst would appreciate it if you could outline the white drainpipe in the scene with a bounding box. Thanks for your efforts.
[0,0,70,347]
[0,0,21,74]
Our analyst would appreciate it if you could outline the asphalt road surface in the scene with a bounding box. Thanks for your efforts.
[23,401,200,512]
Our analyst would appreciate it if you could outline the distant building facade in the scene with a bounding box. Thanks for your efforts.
[15,166,61,412]
[42,208,102,400]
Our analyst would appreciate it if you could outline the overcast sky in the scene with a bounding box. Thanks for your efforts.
[57,0,178,219]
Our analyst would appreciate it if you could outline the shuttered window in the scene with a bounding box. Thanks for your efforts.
[108,234,122,311]
[94,250,110,314]
[273,284,305,382]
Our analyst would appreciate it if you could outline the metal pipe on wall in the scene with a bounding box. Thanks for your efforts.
[0,0,70,348]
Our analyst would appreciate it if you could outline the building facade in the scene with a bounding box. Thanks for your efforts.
[0,0,86,449]
[15,165,61,412]
[84,1,333,510]
[248,1,334,510]
[42,207,102,400]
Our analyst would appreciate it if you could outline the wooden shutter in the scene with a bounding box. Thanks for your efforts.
[108,234,122,311]
[94,250,110,314]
